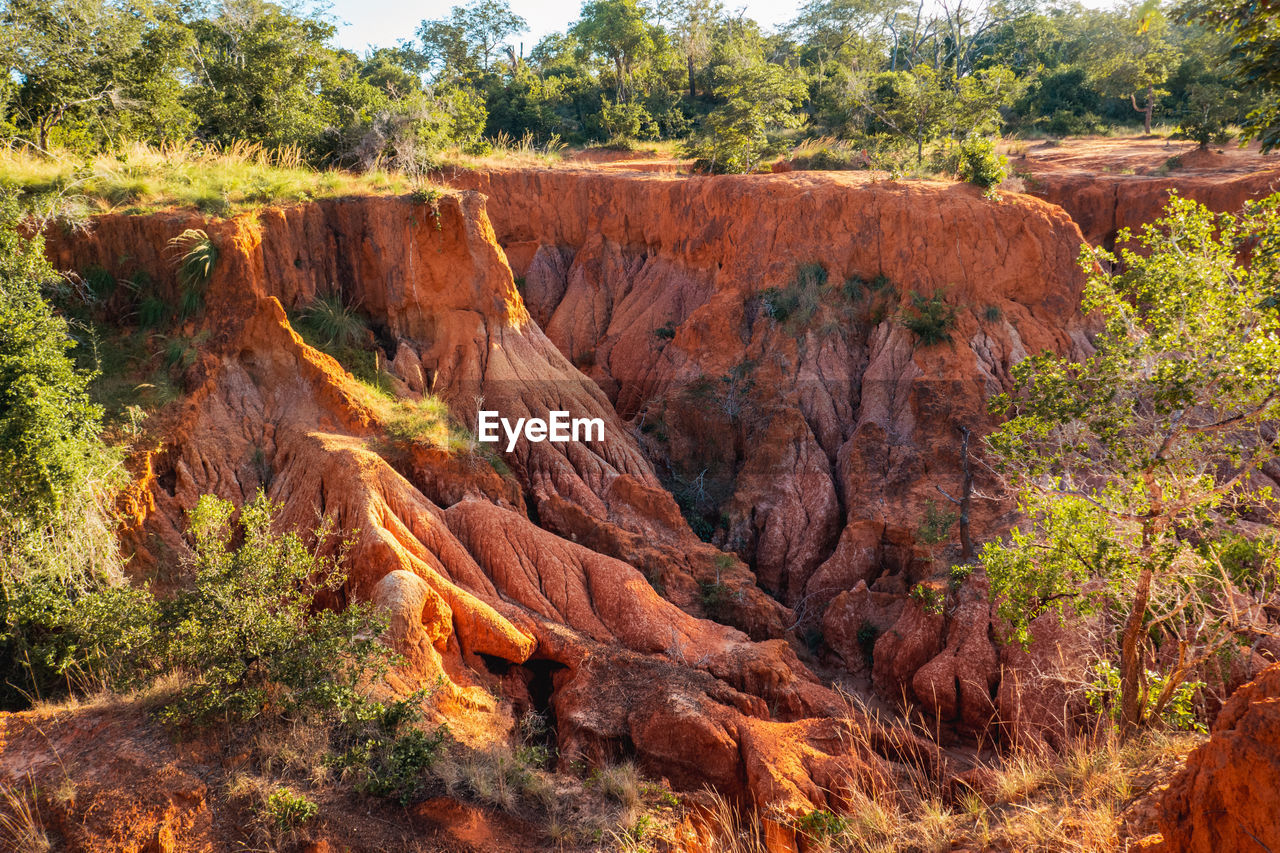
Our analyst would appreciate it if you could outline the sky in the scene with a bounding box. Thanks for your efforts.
[324,0,801,55]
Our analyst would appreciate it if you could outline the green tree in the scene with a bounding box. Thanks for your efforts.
[0,0,192,149]
[1182,0,1280,150]
[1089,0,1182,133]
[418,0,527,78]
[984,193,1280,733]
[849,65,953,166]
[185,0,341,151]
[0,192,153,710]
[791,0,899,75]
[573,0,657,103]
[664,0,723,98]
[684,59,805,172]
[0,196,102,524]
[1174,79,1240,149]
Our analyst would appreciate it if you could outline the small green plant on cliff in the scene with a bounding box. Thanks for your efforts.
[757,262,827,333]
[900,290,958,345]
[410,185,445,230]
[290,295,398,393]
[909,582,947,615]
[168,229,218,321]
[957,136,1008,192]
[300,293,369,350]
[383,394,478,454]
[982,193,1280,734]
[170,229,218,289]
[793,809,851,842]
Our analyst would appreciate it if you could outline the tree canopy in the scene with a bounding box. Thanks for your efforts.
[984,193,1280,731]
[0,0,1268,171]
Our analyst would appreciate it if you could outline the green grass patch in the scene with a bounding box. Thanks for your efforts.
[0,141,429,218]
[900,290,958,345]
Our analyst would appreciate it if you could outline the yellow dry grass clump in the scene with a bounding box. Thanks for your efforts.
[687,695,1204,853]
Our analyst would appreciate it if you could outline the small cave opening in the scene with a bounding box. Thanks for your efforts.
[370,321,399,360]
[484,656,570,759]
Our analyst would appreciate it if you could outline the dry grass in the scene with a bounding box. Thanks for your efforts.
[0,140,422,219]
[0,779,52,853]
[438,131,567,171]
[687,693,1203,853]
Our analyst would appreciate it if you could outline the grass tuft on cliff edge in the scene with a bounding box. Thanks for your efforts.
[0,141,426,219]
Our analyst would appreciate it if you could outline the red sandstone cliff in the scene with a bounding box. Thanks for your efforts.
[443,167,1096,736]
[38,190,947,828]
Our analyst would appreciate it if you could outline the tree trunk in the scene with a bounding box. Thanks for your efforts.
[1131,88,1154,134]
[1119,566,1153,734]
[687,54,696,99]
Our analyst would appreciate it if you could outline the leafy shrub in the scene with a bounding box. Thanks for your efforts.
[598,97,658,143]
[698,578,740,619]
[652,321,676,341]
[410,186,444,229]
[1,571,157,709]
[0,194,105,525]
[1085,662,1206,733]
[900,290,958,345]
[163,491,394,723]
[909,582,947,615]
[682,61,804,173]
[0,196,158,709]
[958,136,1008,190]
[756,262,828,333]
[265,788,318,831]
[330,693,450,804]
[794,809,850,840]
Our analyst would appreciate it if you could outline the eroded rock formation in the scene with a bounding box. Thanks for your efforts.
[444,167,1093,730]
[41,190,942,818]
[36,160,1280,842]
[1154,662,1280,852]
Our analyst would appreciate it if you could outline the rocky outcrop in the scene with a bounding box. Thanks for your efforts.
[1028,168,1280,247]
[1014,141,1280,247]
[1155,663,1280,852]
[450,170,1089,573]
[445,167,1093,729]
[43,190,946,821]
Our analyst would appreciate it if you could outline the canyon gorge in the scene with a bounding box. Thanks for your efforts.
[5,138,1280,851]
